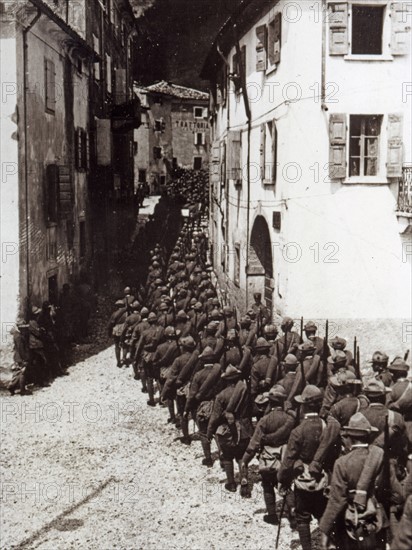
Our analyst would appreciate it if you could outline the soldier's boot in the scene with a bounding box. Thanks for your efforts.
[115,344,121,367]
[166,400,176,423]
[179,416,191,445]
[147,378,156,406]
[238,460,251,498]
[201,440,213,467]
[132,360,140,380]
[223,460,237,492]
[286,491,297,530]
[140,367,148,393]
[296,522,312,550]
[262,482,278,523]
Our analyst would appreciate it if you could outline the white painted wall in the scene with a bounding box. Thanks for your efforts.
[210,0,412,323]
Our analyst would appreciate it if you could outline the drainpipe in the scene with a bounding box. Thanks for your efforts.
[22,7,42,316]
[233,27,251,307]
[321,0,327,111]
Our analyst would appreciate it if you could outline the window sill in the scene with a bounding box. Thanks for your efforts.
[344,54,394,62]
[342,177,388,185]
[262,179,275,186]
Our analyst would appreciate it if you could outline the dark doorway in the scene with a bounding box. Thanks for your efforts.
[48,275,58,306]
[249,215,273,311]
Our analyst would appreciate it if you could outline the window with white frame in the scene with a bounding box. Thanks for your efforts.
[194,107,205,118]
[352,5,385,54]
[349,115,382,176]
[195,132,205,146]
[328,2,410,57]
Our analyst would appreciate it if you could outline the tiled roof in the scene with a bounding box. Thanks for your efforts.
[145,81,209,101]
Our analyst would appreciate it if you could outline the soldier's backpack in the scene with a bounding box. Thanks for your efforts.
[259,445,285,474]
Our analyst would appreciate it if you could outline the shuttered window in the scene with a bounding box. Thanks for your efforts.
[268,13,281,66]
[391,2,411,55]
[228,131,242,183]
[44,58,56,113]
[328,3,349,55]
[256,25,267,71]
[349,115,382,176]
[329,114,347,179]
[93,34,101,81]
[387,114,403,177]
[75,128,88,171]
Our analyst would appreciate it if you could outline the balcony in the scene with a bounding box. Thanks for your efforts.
[111,96,141,133]
[396,164,412,233]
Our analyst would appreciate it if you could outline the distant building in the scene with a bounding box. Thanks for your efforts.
[201,0,411,325]
[134,81,209,193]
[0,0,139,347]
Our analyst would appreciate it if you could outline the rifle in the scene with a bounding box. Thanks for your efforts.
[404,349,410,361]
[382,414,391,541]
[276,493,288,549]
[172,300,181,354]
[355,345,361,380]
[321,319,329,387]
[300,316,304,343]
[257,310,263,338]
[353,337,357,367]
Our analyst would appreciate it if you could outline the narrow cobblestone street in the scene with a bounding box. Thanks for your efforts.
[1,344,308,550]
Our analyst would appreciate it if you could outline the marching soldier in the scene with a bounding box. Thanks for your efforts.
[371,351,393,387]
[108,300,127,369]
[241,385,295,523]
[206,365,253,493]
[251,292,271,325]
[278,385,328,550]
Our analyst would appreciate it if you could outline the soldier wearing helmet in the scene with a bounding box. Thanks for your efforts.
[108,300,127,368]
[131,308,150,381]
[251,292,271,326]
[250,338,273,404]
[152,326,182,413]
[135,313,165,406]
[371,351,392,387]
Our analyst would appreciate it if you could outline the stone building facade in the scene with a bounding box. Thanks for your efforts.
[134,81,209,192]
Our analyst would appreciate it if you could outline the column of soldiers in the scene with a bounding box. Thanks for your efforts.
[107,203,411,549]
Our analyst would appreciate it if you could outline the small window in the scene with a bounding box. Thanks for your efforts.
[349,115,382,176]
[351,5,384,55]
[194,107,204,118]
[153,146,162,160]
[195,132,205,146]
[172,157,178,169]
[44,58,56,113]
[138,169,146,182]
[47,227,57,260]
[154,119,165,132]
[79,221,86,258]
[160,175,166,186]
[193,157,202,170]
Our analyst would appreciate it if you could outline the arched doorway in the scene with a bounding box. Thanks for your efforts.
[248,216,273,311]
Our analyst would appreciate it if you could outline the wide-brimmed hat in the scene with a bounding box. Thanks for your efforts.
[254,337,270,350]
[281,316,293,327]
[282,354,299,366]
[180,336,196,350]
[31,306,41,315]
[304,321,317,331]
[330,336,347,349]
[115,300,124,307]
[255,392,269,406]
[295,385,323,403]
[298,341,316,353]
[221,365,242,379]
[363,379,392,396]
[342,412,379,436]
[327,350,347,366]
[372,351,389,365]
[330,371,362,388]
[388,357,409,373]
[199,346,215,359]
[268,385,287,401]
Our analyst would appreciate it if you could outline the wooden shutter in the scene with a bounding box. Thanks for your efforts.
[329,114,347,179]
[256,25,267,71]
[58,165,73,218]
[273,13,281,64]
[387,114,403,177]
[272,120,278,185]
[228,131,241,182]
[115,68,126,104]
[329,3,348,55]
[212,143,220,163]
[391,2,410,55]
[96,118,112,166]
[45,59,56,111]
[260,124,266,180]
[46,164,59,223]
